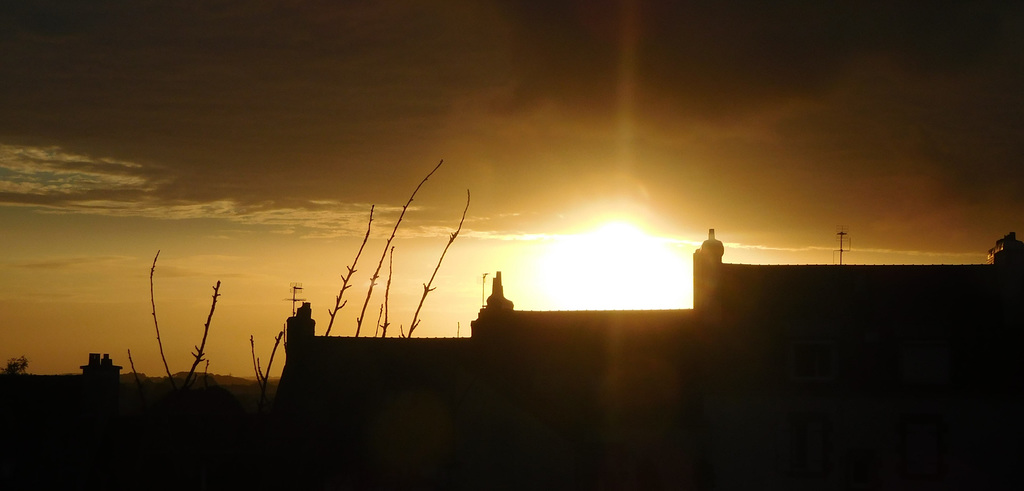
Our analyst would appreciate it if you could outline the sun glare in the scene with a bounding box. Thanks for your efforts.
[536,222,690,310]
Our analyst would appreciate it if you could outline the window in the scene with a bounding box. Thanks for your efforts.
[785,413,831,476]
[901,415,945,478]
[791,342,835,381]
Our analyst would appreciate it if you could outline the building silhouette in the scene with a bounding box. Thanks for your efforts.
[274,230,1024,488]
[0,353,122,488]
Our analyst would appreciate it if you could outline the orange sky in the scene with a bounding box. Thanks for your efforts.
[2,1,1021,375]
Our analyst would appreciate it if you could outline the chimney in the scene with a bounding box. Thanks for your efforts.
[694,228,725,320]
[286,302,316,353]
[485,271,515,311]
[80,353,121,423]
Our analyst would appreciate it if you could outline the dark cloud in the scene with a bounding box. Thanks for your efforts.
[479,1,1024,249]
[500,1,1015,116]
[1,0,1022,251]
[0,0,508,205]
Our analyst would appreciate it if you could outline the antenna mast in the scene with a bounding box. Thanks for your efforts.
[285,282,306,315]
[834,226,850,265]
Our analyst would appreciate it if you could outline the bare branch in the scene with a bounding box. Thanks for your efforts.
[356,160,444,336]
[325,206,374,336]
[149,250,177,391]
[260,330,284,413]
[182,281,221,390]
[203,360,210,389]
[252,330,284,413]
[380,246,394,337]
[250,335,262,381]
[409,189,469,337]
[127,349,147,408]
[374,304,383,338]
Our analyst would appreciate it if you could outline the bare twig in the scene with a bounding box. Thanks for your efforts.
[374,304,384,338]
[250,335,259,381]
[355,160,444,336]
[251,330,284,413]
[261,330,283,411]
[380,246,394,337]
[149,251,177,391]
[325,206,374,336]
[127,349,147,408]
[202,360,210,389]
[249,336,258,375]
[409,189,470,337]
[182,281,221,390]
[250,337,266,410]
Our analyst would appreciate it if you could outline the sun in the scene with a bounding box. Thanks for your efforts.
[535,222,690,310]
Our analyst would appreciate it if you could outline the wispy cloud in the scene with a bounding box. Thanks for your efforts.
[0,144,151,195]
[463,229,981,263]
[4,255,135,270]
[0,144,436,238]
[463,231,561,242]
[40,197,407,238]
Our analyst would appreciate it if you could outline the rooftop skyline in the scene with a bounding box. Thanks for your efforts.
[2,1,1022,375]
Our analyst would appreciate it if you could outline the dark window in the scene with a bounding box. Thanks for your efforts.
[791,342,835,380]
[901,415,945,478]
[786,413,830,476]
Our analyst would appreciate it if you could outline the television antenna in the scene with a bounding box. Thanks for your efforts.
[285,282,306,315]
[834,226,850,265]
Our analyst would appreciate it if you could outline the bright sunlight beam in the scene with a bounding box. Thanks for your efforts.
[536,222,690,310]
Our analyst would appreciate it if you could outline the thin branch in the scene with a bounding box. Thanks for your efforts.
[127,349,147,408]
[355,160,444,336]
[409,189,470,337]
[251,331,283,413]
[149,250,177,391]
[263,331,284,388]
[261,330,284,413]
[325,206,374,336]
[182,281,221,390]
[250,335,261,381]
[380,246,394,337]
[374,304,383,338]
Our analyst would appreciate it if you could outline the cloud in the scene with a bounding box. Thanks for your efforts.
[0,143,456,238]
[2,1,1022,254]
[0,144,152,195]
[0,1,509,205]
[485,1,1024,211]
[462,231,559,242]
[35,197,408,239]
[5,255,135,271]
[500,1,1013,116]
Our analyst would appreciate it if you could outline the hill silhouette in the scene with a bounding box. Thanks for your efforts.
[119,371,277,414]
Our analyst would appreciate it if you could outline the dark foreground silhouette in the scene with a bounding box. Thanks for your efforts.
[3,231,1023,489]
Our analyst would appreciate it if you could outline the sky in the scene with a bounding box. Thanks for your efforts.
[2,1,1023,376]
